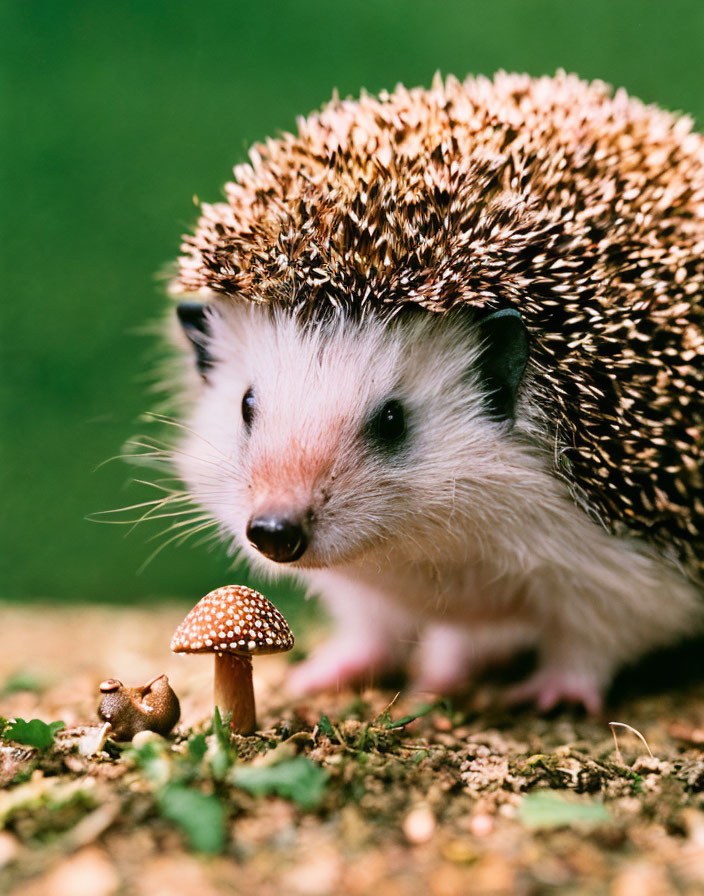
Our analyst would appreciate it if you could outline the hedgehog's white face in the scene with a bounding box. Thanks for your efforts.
[174,303,525,575]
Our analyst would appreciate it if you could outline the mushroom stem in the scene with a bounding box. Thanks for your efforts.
[214,652,255,734]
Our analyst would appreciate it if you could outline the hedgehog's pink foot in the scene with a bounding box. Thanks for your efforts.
[286,638,393,696]
[504,668,604,716]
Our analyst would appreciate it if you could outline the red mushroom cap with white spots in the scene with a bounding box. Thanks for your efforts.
[170,585,294,656]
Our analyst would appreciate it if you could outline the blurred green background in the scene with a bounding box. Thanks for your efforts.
[2,0,704,606]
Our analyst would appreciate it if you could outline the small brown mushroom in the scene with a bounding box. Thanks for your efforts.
[170,585,294,734]
[97,674,180,741]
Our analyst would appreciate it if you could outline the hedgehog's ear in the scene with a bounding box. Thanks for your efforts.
[474,309,529,422]
[176,302,214,378]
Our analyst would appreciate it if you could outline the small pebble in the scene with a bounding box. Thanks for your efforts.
[402,804,436,844]
[441,839,478,864]
[611,861,673,896]
[131,730,166,749]
[36,848,119,896]
[469,813,494,837]
[681,808,704,846]
[0,832,20,868]
[632,755,666,774]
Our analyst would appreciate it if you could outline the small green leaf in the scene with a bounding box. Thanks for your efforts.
[317,715,334,737]
[187,733,208,763]
[129,741,170,785]
[518,790,610,830]
[385,703,433,729]
[1,671,45,697]
[212,707,230,749]
[232,756,328,810]
[158,783,226,854]
[208,708,236,778]
[4,718,64,752]
[209,747,230,781]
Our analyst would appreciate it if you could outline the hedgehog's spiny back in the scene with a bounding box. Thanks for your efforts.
[175,71,704,581]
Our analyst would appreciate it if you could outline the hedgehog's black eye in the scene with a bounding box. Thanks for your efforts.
[367,399,407,452]
[242,387,256,431]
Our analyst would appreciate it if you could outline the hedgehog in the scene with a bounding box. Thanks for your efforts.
[165,71,704,713]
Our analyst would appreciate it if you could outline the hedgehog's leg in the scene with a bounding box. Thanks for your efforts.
[411,620,536,694]
[410,623,476,694]
[286,571,415,695]
[501,542,699,715]
[504,612,618,715]
[503,666,605,716]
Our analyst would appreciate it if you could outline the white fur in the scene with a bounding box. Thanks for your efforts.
[173,303,701,710]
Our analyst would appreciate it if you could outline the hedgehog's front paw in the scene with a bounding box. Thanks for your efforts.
[411,624,477,694]
[286,638,394,696]
[503,667,604,716]
[411,621,536,695]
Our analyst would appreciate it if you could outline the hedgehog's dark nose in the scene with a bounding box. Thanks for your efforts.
[246,515,308,563]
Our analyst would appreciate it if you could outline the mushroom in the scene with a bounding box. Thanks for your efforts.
[170,584,294,734]
[97,674,181,741]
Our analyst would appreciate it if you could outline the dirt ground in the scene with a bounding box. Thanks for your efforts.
[2,604,704,895]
